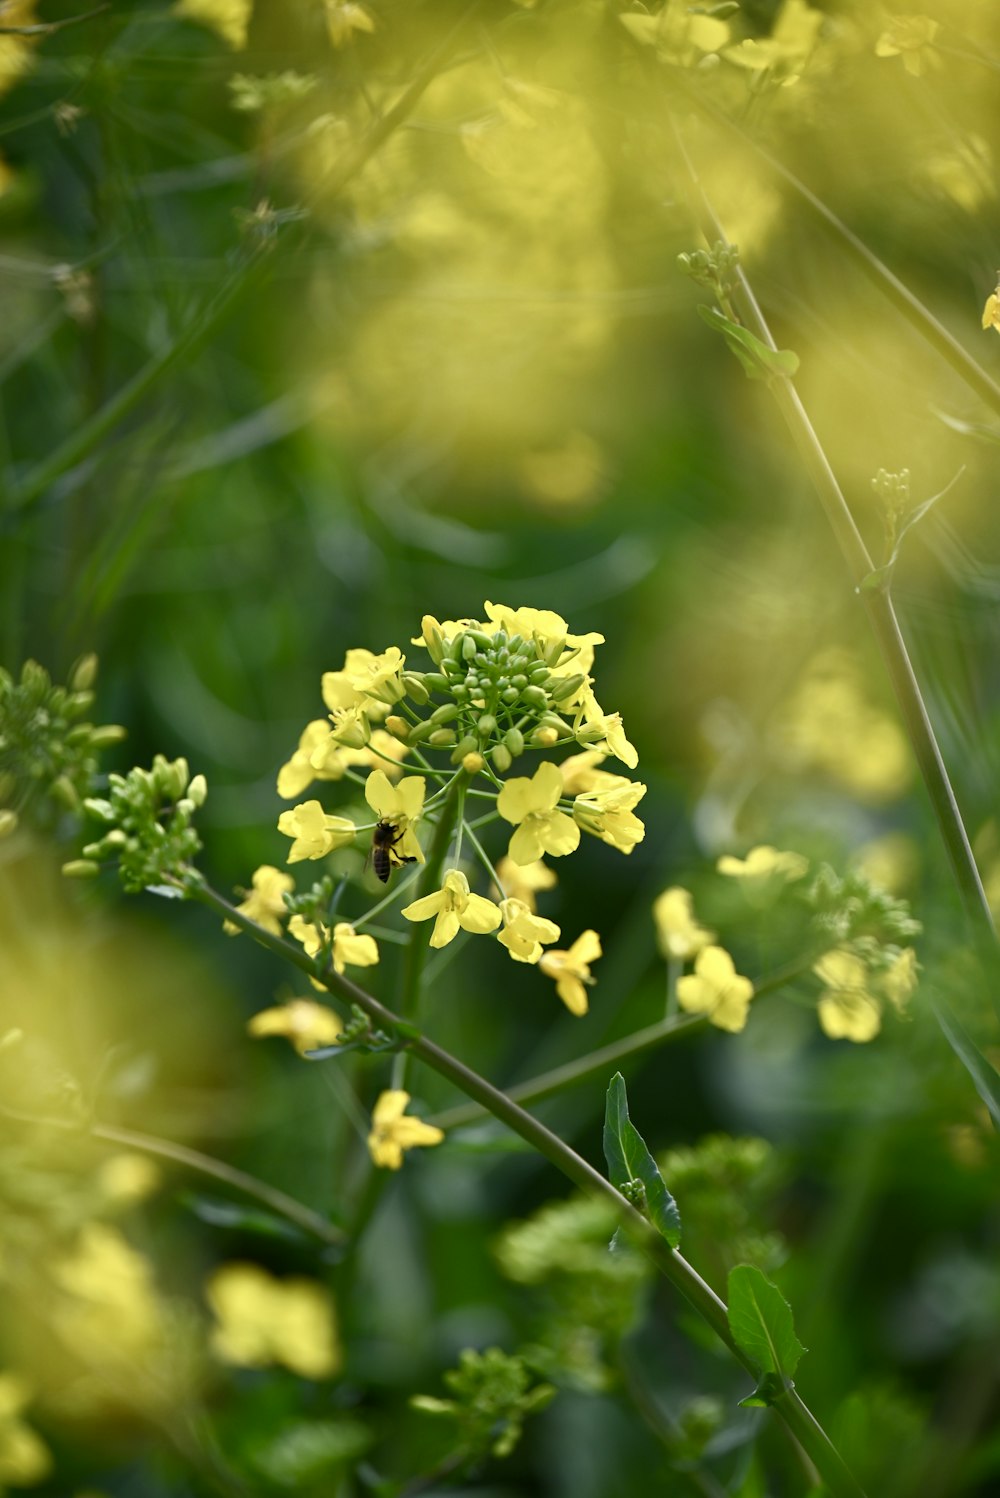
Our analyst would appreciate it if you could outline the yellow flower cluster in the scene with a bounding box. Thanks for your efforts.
[813,947,918,1042]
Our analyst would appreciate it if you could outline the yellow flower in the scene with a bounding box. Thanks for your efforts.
[983,290,1000,334]
[717,845,808,884]
[324,0,376,47]
[224,864,294,936]
[288,915,379,977]
[498,898,561,963]
[402,869,502,948]
[0,1375,52,1488]
[325,704,371,749]
[323,647,405,710]
[875,15,939,76]
[367,1090,444,1169]
[207,1263,339,1378]
[558,750,612,797]
[676,946,754,1033]
[412,614,487,659]
[174,0,250,50]
[97,1152,162,1205]
[539,929,602,1016]
[494,856,557,911]
[483,600,604,672]
[50,1223,164,1362]
[813,950,882,1042]
[572,779,646,854]
[725,0,823,81]
[278,801,357,862]
[497,761,580,865]
[881,947,918,1013]
[248,998,344,1055]
[364,770,426,864]
[577,689,638,769]
[653,887,715,961]
[277,720,348,799]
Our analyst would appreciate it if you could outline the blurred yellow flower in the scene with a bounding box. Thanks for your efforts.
[97,1153,162,1206]
[874,15,939,76]
[324,1,375,47]
[726,0,824,82]
[497,761,580,865]
[50,1223,164,1363]
[402,870,502,948]
[224,864,294,936]
[653,887,714,962]
[248,998,344,1055]
[717,845,809,884]
[278,801,357,862]
[174,0,250,50]
[539,929,602,1016]
[494,856,557,911]
[0,1375,52,1487]
[813,950,882,1041]
[621,1,731,66]
[367,1090,444,1170]
[365,771,426,864]
[207,1263,339,1378]
[881,947,919,1013]
[778,650,912,802]
[676,947,753,1033]
[0,3,39,99]
[518,431,605,507]
[854,831,919,894]
[497,898,561,964]
[982,290,1000,334]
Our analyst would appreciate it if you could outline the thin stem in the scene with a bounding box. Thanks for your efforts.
[462,818,505,897]
[193,882,865,1498]
[668,114,998,968]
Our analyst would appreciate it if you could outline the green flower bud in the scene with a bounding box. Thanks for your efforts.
[405,721,433,744]
[462,634,478,662]
[69,653,99,691]
[522,686,548,710]
[477,714,497,737]
[385,715,411,741]
[21,660,50,691]
[491,744,512,773]
[503,728,524,757]
[540,713,571,734]
[450,734,479,764]
[428,727,456,747]
[430,703,461,725]
[422,672,451,693]
[528,664,551,685]
[88,724,127,748]
[51,775,80,810]
[62,858,99,878]
[187,774,208,808]
[83,797,115,821]
[66,690,95,716]
[402,672,430,705]
[511,674,527,690]
[0,809,18,840]
[501,687,519,705]
[549,673,585,702]
[466,629,493,652]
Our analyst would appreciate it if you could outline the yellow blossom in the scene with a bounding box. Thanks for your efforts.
[278,720,347,799]
[224,864,294,936]
[497,760,580,865]
[725,0,823,82]
[982,290,1000,334]
[364,770,426,864]
[97,1153,162,1205]
[494,856,557,911]
[402,869,502,948]
[717,845,809,884]
[572,779,646,854]
[653,887,715,961]
[0,1375,51,1488]
[874,15,939,76]
[539,929,601,1016]
[813,950,882,1042]
[578,689,638,769]
[558,750,613,797]
[498,898,561,963]
[207,1263,339,1378]
[325,1,376,47]
[278,801,357,862]
[50,1223,164,1362]
[620,1,731,67]
[288,915,379,977]
[367,1090,444,1169]
[325,704,371,749]
[0,3,40,100]
[880,947,919,1014]
[322,647,405,710]
[248,998,344,1055]
[174,0,250,49]
[676,947,754,1033]
[412,614,487,657]
[483,600,604,672]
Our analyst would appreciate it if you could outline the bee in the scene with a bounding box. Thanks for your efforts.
[370,819,417,884]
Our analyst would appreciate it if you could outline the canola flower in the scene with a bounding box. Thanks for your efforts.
[813,946,918,1042]
[676,946,754,1033]
[207,1263,339,1378]
[539,930,602,1016]
[224,864,293,936]
[367,1090,445,1169]
[653,887,714,961]
[248,998,345,1055]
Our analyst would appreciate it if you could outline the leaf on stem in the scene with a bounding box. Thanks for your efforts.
[697,305,800,382]
[932,999,1000,1132]
[727,1264,806,1405]
[602,1072,682,1249]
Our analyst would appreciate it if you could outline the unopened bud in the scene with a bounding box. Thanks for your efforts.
[477,714,497,737]
[51,775,80,811]
[420,617,446,664]
[491,744,512,773]
[461,634,478,662]
[532,726,559,749]
[450,735,479,764]
[428,728,456,747]
[503,727,524,757]
[422,673,451,693]
[462,751,485,775]
[88,724,127,748]
[430,703,460,725]
[187,774,208,807]
[62,858,99,878]
[69,653,99,692]
[0,809,18,840]
[522,686,548,710]
[385,715,411,741]
[549,673,585,703]
[402,672,429,705]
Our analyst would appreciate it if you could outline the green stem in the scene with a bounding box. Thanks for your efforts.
[668,115,998,966]
[193,883,865,1498]
[427,959,812,1131]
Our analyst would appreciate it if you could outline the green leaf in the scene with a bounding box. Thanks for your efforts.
[932,999,1000,1132]
[602,1072,682,1248]
[727,1265,806,1384]
[698,305,800,383]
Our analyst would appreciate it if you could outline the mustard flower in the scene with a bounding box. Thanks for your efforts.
[874,15,939,76]
[248,998,344,1055]
[326,704,371,749]
[402,869,502,948]
[717,845,808,884]
[323,646,405,710]
[498,898,561,963]
[368,1089,444,1169]
[813,950,882,1042]
[497,760,581,865]
[676,946,754,1033]
[881,947,919,1013]
[572,779,647,854]
[364,770,426,864]
[277,720,344,799]
[207,1263,339,1378]
[982,290,1000,334]
[653,887,714,961]
[289,914,379,976]
[578,689,639,769]
[539,929,602,1016]
[278,800,357,862]
[412,613,485,660]
[0,1376,52,1488]
[325,0,375,46]
[558,750,613,797]
[484,600,604,665]
[494,855,557,911]
[224,864,293,936]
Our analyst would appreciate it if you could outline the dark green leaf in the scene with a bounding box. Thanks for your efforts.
[932,1000,1000,1132]
[727,1265,805,1380]
[603,1072,682,1248]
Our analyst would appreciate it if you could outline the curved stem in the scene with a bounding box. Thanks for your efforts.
[193,882,866,1498]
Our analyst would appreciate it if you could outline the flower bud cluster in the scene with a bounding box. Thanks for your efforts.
[677,239,741,302]
[0,656,126,837]
[71,755,207,893]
